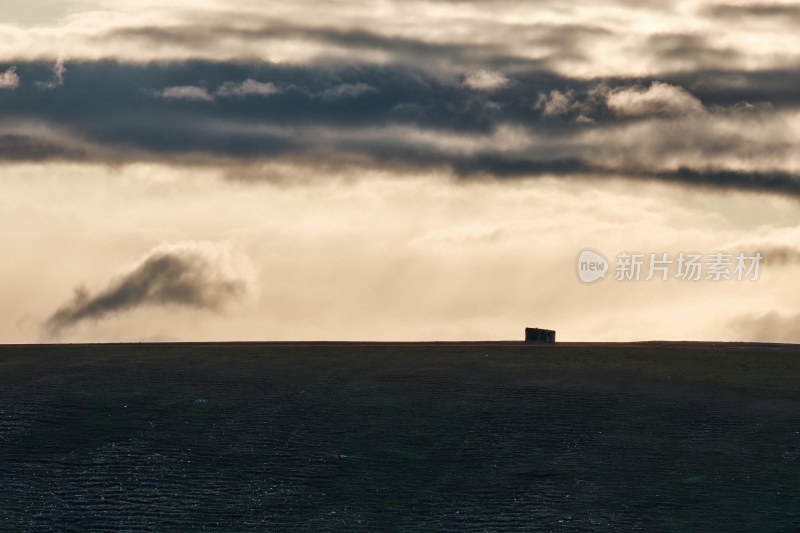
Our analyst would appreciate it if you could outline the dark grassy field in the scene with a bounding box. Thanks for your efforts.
[1,342,799,532]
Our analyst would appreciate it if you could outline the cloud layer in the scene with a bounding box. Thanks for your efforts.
[3,1,800,77]
[0,67,19,89]
[0,60,798,196]
[0,1,799,196]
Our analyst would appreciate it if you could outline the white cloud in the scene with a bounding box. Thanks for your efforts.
[216,79,281,97]
[535,83,705,121]
[155,85,214,102]
[606,82,704,117]
[35,57,66,89]
[463,70,510,91]
[534,89,577,117]
[0,66,19,89]
[533,89,598,122]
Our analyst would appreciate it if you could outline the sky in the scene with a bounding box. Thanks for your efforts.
[2,0,800,343]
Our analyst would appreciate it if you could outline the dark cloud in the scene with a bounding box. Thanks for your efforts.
[675,69,800,107]
[752,246,800,266]
[452,155,590,177]
[0,59,788,139]
[647,33,741,69]
[45,243,251,335]
[0,59,551,158]
[0,134,86,161]
[657,168,800,197]
[2,60,800,196]
[700,244,800,268]
[455,162,800,198]
[706,3,800,20]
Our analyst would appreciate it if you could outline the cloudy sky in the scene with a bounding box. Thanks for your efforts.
[2,0,800,343]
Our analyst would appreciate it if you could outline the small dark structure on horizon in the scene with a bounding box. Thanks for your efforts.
[525,327,556,343]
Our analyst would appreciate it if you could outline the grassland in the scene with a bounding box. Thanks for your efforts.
[1,342,799,531]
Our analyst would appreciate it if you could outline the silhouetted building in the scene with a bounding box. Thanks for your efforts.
[525,327,556,343]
